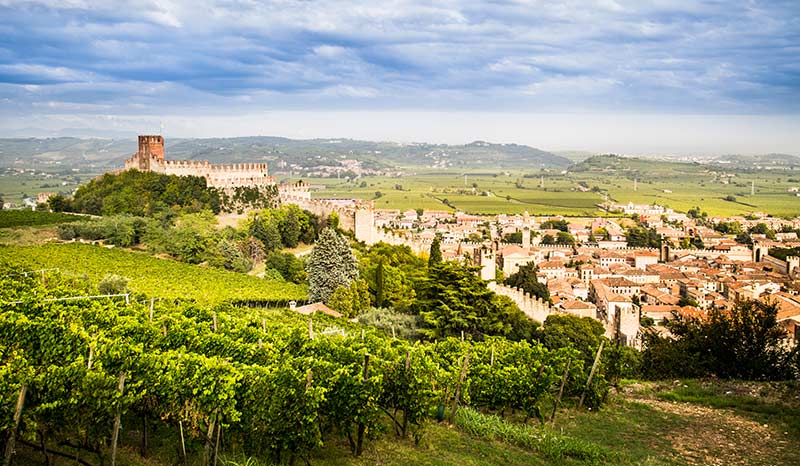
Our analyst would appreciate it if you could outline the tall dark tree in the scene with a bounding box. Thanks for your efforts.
[375,259,386,307]
[428,235,442,267]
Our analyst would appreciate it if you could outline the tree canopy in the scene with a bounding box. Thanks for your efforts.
[414,261,532,340]
[504,262,550,303]
[306,227,359,303]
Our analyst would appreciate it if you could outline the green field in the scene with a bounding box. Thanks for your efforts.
[0,169,99,204]
[0,243,306,304]
[306,162,800,217]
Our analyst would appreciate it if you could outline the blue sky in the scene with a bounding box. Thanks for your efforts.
[0,0,798,154]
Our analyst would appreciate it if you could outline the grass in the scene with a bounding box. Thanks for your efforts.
[454,408,609,464]
[0,243,306,305]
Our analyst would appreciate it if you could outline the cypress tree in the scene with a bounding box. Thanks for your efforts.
[306,227,359,303]
[428,235,442,267]
[375,259,385,307]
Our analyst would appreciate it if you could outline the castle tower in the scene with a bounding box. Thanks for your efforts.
[134,135,165,171]
[478,247,496,282]
[753,241,769,263]
[659,241,670,263]
[354,200,376,245]
[522,227,531,249]
[787,256,799,277]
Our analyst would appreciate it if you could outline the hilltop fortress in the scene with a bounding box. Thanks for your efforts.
[123,135,378,243]
[124,135,276,188]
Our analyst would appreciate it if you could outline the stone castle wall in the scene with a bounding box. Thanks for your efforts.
[123,135,274,189]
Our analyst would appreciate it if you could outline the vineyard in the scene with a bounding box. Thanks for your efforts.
[0,211,86,229]
[0,243,306,305]
[0,267,611,466]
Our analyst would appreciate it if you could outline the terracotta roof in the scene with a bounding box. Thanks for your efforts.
[293,302,342,318]
[561,299,597,310]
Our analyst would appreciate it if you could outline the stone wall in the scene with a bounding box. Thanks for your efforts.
[488,282,557,323]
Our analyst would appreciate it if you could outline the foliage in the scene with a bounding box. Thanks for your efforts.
[70,169,222,216]
[357,308,425,341]
[769,246,800,261]
[307,228,359,303]
[714,221,744,235]
[749,222,777,240]
[58,214,153,247]
[249,205,320,251]
[97,273,128,295]
[0,210,84,228]
[46,193,72,212]
[328,279,371,318]
[555,231,576,245]
[641,300,798,380]
[414,262,532,340]
[0,262,616,465]
[503,231,522,244]
[540,219,569,231]
[504,262,551,303]
[264,250,306,284]
[540,314,606,369]
[428,235,442,267]
[360,242,425,311]
[625,226,660,248]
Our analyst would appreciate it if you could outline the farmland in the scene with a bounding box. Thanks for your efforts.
[305,157,800,217]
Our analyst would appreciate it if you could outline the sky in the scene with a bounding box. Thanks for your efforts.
[0,0,798,155]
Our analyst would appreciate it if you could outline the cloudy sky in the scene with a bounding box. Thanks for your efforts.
[0,0,798,154]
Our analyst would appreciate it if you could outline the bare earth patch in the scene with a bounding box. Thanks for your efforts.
[627,391,799,466]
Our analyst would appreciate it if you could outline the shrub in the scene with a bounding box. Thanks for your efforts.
[98,274,128,295]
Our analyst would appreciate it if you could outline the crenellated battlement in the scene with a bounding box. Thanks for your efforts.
[123,134,272,189]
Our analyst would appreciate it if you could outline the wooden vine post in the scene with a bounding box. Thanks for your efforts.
[578,341,604,409]
[355,354,370,456]
[178,421,187,463]
[202,411,218,466]
[401,350,412,437]
[3,383,27,466]
[111,373,126,466]
[550,357,572,422]
[448,346,470,424]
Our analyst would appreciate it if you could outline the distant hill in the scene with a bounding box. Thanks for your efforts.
[569,153,800,177]
[0,136,571,171]
[709,153,800,169]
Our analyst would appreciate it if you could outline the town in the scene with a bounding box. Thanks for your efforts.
[363,203,800,348]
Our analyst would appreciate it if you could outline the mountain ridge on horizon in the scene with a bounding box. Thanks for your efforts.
[0,134,797,172]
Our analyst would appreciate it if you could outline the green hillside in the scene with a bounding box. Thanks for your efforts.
[0,243,306,304]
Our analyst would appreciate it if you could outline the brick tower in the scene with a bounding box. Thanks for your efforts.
[135,135,165,170]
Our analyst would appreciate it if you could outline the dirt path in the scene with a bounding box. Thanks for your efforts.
[632,396,798,466]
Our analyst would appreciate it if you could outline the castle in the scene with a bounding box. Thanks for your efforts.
[124,135,275,188]
[123,135,378,244]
